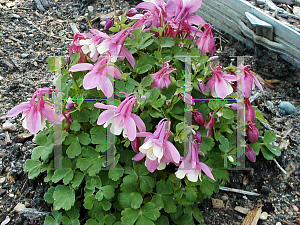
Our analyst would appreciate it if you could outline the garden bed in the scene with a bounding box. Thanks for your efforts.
[0,0,299,224]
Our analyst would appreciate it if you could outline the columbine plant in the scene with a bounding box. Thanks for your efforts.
[7,0,281,224]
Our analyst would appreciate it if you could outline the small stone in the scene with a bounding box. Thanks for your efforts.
[9,193,14,198]
[13,133,33,143]
[296,218,300,224]
[24,202,30,207]
[292,205,299,212]
[259,212,268,220]
[87,6,94,13]
[2,122,17,132]
[21,53,29,58]
[11,14,21,19]
[278,101,297,115]
[276,222,282,225]
[261,186,271,195]
[0,177,6,184]
[242,196,248,200]
[221,195,229,201]
[14,203,26,213]
[211,198,224,209]
[0,188,6,197]
[234,206,250,215]
[293,6,300,17]
[33,61,38,67]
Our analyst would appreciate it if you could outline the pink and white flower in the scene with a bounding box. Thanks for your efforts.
[195,23,216,56]
[69,54,122,97]
[94,93,146,141]
[206,62,237,99]
[132,118,181,172]
[175,141,215,182]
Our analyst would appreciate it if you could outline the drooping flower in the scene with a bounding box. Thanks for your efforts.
[192,109,204,126]
[198,80,206,94]
[69,54,122,97]
[178,92,195,105]
[94,93,146,141]
[103,17,115,30]
[204,112,215,137]
[65,97,75,110]
[126,8,138,17]
[246,121,259,143]
[6,88,60,134]
[246,122,259,143]
[96,28,135,68]
[69,33,87,63]
[195,23,216,56]
[132,118,181,172]
[175,141,215,182]
[150,61,175,89]
[193,129,202,145]
[245,143,256,162]
[237,65,263,98]
[131,137,141,153]
[244,98,255,123]
[206,62,237,99]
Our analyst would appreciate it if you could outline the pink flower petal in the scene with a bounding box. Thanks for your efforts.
[131,114,146,132]
[120,47,135,68]
[186,14,205,26]
[132,152,146,161]
[6,102,31,117]
[107,66,122,79]
[82,71,101,90]
[99,75,114,97]
[244,75,253,98]
[145,158,159,172]
[198,162,215,180]
[215,76,229,99]
[163,141,180,163]
[124,116,136,141]
[26,109,42,134]
[69,63,94,72]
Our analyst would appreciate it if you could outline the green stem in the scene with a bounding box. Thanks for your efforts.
[70,73,80,91]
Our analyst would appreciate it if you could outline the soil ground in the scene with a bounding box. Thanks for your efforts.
[0,0,299,224]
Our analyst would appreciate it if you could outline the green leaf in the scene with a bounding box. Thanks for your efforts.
[141,74,154,87]
[155,215,169,225]
[139,176,155,193]
[152,194,164,210]
[149,109,162,118]
[263,130,276,144]
[66,140,81,158]
[100,185,115,200]
[221,108,235,119]
[100,199,112,211]
[119,192,143,209]
[265,143,281,156]
[76,146,104,176]
[35,133,48,146]
[121,208,140,225]
[162,195,177,213]
[261,146,275,160]
[70,52,81,65]
[219,135,230,152]
[31,142,54,162]
[208,100,227,110]
[44,216,59,225]
[250,142,261,155]
[53,185,75,210]
[253,106,269,124]
[141,202,160,221]
[90,126,107,145]
[70,121,81,131]
[200,136,215,153]
[71,171,84,188]
[72,108,90,122]
[156,180,173,195]
[44,187,55,204]
[136,215,155,225]
[78,132,91,145]
[108,164,124,181]
[23,159,41,179]
[139,39,154,49]
[161,37,175,48]
[185,186,197,202]
[51,158,74,184]
[104,214,116,225]
[138,64,153,74]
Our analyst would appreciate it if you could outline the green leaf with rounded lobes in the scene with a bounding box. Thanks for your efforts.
[66,140,81,158]
[23,159,41,179]
[52,185,75,211]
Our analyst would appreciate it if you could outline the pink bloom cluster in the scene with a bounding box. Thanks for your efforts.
[128,0,215,55]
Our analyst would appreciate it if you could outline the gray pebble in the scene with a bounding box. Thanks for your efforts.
[278,101,297,115]
[11,14,21,19]
[21,53,29,58]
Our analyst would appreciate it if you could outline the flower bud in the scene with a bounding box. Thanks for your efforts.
[193,129,202,145]
[66,97,75,110]
[144,20,152,28]
[192,109,204,126]
[244,98,255,123]
[246,121,259,143]
[245,143,256,162]
[208,56,219,62]
[104,17,114,30]
[198,80,206,94]
[126,8,138,17]
[131,138,141,152]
